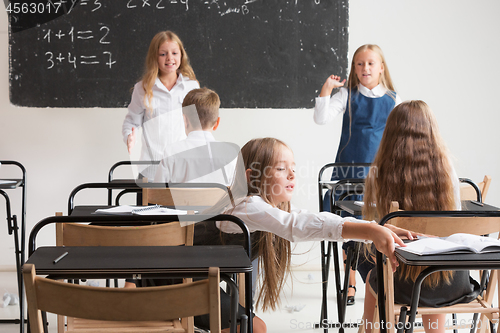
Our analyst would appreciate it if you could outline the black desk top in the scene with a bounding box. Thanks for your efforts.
[26,245,252,279]
[0,179,23,189]
[395,247,500,266]
[335,200,500,217]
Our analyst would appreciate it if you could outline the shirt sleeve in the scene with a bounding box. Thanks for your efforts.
[220,197,372,243]
[122,83,146,143]
[313,88,348,125]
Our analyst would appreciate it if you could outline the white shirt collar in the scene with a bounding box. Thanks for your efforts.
[358,83,387,98]
[186,130,216,142]
[155,73,185,90]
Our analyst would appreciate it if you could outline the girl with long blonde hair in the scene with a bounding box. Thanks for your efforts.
[195,137,416,332]
[314,44,402,304]
[122,30,199,180]
[362,101,479,333]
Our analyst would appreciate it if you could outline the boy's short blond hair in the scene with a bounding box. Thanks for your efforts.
[182,87,220,130]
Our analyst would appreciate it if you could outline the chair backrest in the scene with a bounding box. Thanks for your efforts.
[386,212,500,237]
[54,214,194,333]
[23,264,221,333]
[142,185,229,208]
[460,175,492,202]
[56,221,194,247]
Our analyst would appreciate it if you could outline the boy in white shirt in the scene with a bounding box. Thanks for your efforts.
[154,87,238,185]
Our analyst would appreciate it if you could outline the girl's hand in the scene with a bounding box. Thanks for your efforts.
[342,222,403,272]
[319,75,346,97]
[384,224,422,240]
[371,224,405,272]
[127,127,136,154]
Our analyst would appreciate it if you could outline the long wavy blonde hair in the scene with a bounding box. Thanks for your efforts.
[141,31,196,112]
[340,44,397,157]
[240,138,292,311]
[363,100,456,288]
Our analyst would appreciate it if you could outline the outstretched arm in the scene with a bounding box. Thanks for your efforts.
[342,222,404,271]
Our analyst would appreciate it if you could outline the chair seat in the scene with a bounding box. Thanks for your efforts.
[68,318,185,332]
[394,297,499,317]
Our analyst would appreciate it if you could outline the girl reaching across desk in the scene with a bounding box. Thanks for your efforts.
[194,137,416,332]
[361,100,480,333]
[314,44,402,305]
[122,30,199,180]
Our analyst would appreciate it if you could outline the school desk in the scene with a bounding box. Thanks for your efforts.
[27,214,254,333]
[0,160,27,333]
[67,181,229,215]
[26,245,252,333]
[107,160,159,205]
[376,210,500,333]
[334,200,500,217]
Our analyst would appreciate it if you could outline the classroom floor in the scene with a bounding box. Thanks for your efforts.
[0,269,489,333]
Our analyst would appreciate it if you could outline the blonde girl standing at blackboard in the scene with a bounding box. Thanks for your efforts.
[313,44,401,305]
[122,30,199,180]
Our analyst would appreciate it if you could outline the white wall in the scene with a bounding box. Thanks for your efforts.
[1,0,499,270]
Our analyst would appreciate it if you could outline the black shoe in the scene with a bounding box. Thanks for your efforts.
[346,285,356,306]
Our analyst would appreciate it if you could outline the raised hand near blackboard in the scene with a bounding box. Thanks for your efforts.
[121,31,199,180]
[313,44,402,306]
[319,75,346,97]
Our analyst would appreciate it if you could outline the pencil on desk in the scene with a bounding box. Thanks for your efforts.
[53,251,68,264]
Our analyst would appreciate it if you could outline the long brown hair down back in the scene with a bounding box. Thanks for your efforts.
[363,100,456,288]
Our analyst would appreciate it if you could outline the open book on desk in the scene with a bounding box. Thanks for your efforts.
[398,233,500,255]
[94,205,190,215]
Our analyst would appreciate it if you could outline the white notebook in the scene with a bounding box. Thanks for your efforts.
[399,233,500,255]
[94,205,189,215]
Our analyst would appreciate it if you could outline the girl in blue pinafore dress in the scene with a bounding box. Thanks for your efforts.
[314,44,401,305]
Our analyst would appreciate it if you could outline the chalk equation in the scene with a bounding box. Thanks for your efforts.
[41,24,114,69]
[44,51,116,69]
[42,26,111,44]
[124,0,324,17]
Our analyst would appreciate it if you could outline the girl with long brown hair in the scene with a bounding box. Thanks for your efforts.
[122,30,199,180]
[362,101,479,333]
[195,137,416,332]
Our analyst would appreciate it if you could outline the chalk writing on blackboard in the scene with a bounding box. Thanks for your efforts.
[9,0,348,108]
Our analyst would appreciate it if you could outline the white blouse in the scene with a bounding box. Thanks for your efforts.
[218,196,372,243]
[122,74,199,179]
[314,84,402,125]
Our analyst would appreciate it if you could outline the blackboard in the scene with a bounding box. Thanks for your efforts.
[8,0,348,108]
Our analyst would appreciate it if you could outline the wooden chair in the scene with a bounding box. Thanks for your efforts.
[55,215,195,333]
[142,183,230,208]
[24,263,221,333]
[142,184,248,307]
[377,206,500,333]
[460,175,492,202]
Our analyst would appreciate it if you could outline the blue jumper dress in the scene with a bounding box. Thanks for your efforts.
[326,88,396,282]
[325,88,396,208]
